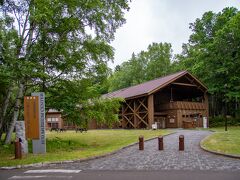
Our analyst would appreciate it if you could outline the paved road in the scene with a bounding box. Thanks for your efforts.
[50,130,240,171]
[1,130,240,180]
[0,169,240,180]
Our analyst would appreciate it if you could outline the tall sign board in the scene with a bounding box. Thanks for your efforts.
[24,92,46,154]
[24,96,40,139]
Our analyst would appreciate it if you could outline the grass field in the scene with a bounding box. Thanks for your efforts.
[0,129,171,167]
[201,126,240,155]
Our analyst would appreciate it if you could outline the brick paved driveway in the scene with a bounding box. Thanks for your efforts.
[52,130,240,171]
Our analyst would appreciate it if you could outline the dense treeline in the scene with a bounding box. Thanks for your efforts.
[0,0,129,144]
[108,42,173,92]
[108,7,240,118]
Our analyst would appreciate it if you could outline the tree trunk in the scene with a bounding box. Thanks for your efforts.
[0,84,13,130]
[4,82,24,144]
[0,131,2,141]
[235,97,239,118]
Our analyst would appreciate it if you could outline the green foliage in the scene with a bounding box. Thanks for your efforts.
[108,42,173,91]
[209,116,240,127]
[0,17,18,93]
[145,43,172,80]
[45,77,124,126]
[0,0,130,130]
[175,7,240,116]
[177,7,240,100]
[82,97,124,127]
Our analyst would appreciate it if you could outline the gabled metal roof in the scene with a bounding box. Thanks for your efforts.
[102,70,207,99]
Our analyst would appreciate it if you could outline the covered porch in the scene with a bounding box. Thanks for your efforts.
[120,73,208,129]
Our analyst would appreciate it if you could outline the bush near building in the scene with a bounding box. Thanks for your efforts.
[209,116,240,127]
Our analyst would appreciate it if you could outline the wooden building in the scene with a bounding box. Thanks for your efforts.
[46,109,103,130]
[46,109,63,130]
[103,71,209,129]
[46,109,76,130]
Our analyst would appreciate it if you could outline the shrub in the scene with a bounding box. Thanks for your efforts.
[209,116,240,127]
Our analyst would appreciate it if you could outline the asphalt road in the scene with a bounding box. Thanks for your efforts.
[0,169,240,180]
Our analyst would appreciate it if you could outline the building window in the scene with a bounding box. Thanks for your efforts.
[47,117,59,122]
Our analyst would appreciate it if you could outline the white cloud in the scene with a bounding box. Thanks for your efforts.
[109,0,240,69]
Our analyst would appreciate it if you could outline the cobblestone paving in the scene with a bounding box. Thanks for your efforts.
[52,130,240,171]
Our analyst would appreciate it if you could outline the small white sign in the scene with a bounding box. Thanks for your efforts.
[169,118,175,123]
[152,123,157,130]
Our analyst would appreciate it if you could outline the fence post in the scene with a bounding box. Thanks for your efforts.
[158,136,163,150]
[15,138,22,159]
[139,136,144,150]
[179,135,184,151]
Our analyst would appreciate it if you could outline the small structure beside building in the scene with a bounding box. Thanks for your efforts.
[46,109,64,130]
[46,109,76,130]
[46,109,104,130]
[103,71,209,129]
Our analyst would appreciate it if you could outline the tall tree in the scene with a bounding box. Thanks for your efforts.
[0,15,18,139]
[0,0,130,143]
[176,7,240,116]
[145,42,172,80]
[108,42,173,91]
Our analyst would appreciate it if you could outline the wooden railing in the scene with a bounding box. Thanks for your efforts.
[159,101,206,110]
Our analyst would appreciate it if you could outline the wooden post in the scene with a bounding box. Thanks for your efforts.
[139,136,144,150]
[148,94,154,129]
[134,99,137,128]
[121,105,126,128]
[158,136,163,150]
[15,138,22,159]
[225,115,228,131]
[179,135,184,151]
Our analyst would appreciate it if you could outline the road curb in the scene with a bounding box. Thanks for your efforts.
[200,133,240,159]
[0,131,176,170]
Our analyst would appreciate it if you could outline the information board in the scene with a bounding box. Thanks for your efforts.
[24,96,40,139]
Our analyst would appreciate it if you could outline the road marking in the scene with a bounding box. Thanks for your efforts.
[9,175,73,179]
[9,176,46,179]
[24,169,81,174]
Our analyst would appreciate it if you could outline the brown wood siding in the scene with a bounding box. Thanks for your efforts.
[46,112,64,129]
[177,109,206,128]
[148,94,154,128]
[165,110,178,128]
[159,101,206,110]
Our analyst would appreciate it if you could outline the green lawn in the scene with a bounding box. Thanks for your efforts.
[0,129,171,167]
[201,126,240,155]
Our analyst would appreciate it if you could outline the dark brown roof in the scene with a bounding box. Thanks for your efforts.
[103,70,207,99]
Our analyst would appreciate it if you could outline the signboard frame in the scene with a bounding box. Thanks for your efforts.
[31,92,46,154]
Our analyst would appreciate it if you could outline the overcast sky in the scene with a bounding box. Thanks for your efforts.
[109,0,240,69]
